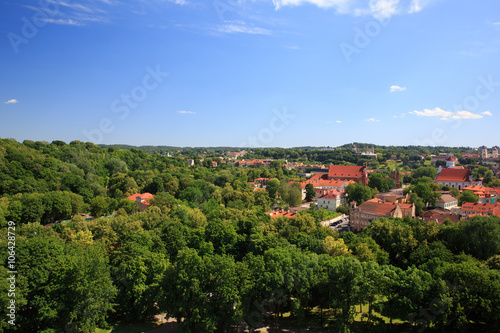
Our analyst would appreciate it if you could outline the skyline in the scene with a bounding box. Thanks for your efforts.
[1,0,499,148]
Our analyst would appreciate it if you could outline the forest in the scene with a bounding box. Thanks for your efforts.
[0,138,499,333]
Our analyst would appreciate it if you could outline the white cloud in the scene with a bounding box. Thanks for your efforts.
[482,111,493,116]
[272,0,350,11]
[366,118,380,122]
[336,120,342,123]
[177,110,196,114]
[272,0,436,19]
[214,22,271,35]
[41,18,83,26]
[450,111,483,120]
[410,107,452,118]
[369,0,399,20]
[167,0,188,5]
[410,107,488,120]
[3,99,18,104]
[390,85,407,92]
[393,113,405,118]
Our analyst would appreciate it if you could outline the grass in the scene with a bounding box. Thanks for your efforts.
[96,301,410,333]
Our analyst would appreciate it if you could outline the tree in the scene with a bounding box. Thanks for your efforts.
[110,231,169,321]
[305,183,316,202]
[322,236,350,257]
[162,249,243,333]
[336,206,348,214]
[282,183,302,207]
[368,173,389,192]
[345,183,374,205]
[328,255,364,332]
[90,196,111,217]
[458,190,478,206]
[414,182,441,208]
[449,187,460,198]
[266,179,281,200]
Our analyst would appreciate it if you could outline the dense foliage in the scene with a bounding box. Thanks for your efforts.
[0,139,499,332]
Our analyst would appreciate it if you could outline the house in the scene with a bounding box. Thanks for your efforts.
[265,210,296,219]
[374,188,408,204]
[435,168,481,190]
[328,165,368,185]
[461,185,500,204]
[127,193,155,212]
[235,159,273,168]
[419,208,460,224]
[460,202,500,217]
[186,159,195,166]
[226,151,246,159]
[254,178,271,186]
[350,198,415,231]
[294,178,354,200]
[289,202,313,214]
[435,193,458,210]
[316,189,345,211]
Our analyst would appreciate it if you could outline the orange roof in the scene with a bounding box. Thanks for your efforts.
[296,178,355,189]
[319,189,344,199]
[436,168,470,182]
[358,199,397,215]
[127,193,155,205]
[265,210,296,219]
[462,202,500,213]
[328,165,365,179]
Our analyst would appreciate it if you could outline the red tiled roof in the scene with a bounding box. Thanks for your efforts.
[319,189,344,199]
[436,168,470,182]
[127,193,155,205]
[265,210,296,219]
[462,202,500,213]
[358,198,397,215]
[328,165,365,179]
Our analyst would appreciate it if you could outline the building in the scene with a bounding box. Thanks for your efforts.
[419,208,460,224]
[226,151,246,159]
[265,210,296,219]
[461,185,500,204]
[127,193,155,212]
[435,193,458,210]
[460,201,500,217]
[316,189,345,211]
[294,178,355,200]
[492,147,499,159]
[374,188,408,204]
[435,168,481,190]
[186,159,195,166]
[481,146,489,160]
[349,198,415,231]
[446,156,457,168]
[328,165,368,186]
[235,159,273,168]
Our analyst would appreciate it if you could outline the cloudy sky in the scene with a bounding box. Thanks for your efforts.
[1,0,499,147]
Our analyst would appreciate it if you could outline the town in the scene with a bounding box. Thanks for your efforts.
[1,138,499,333]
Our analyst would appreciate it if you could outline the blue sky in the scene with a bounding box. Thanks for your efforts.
[1,0,499,148]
